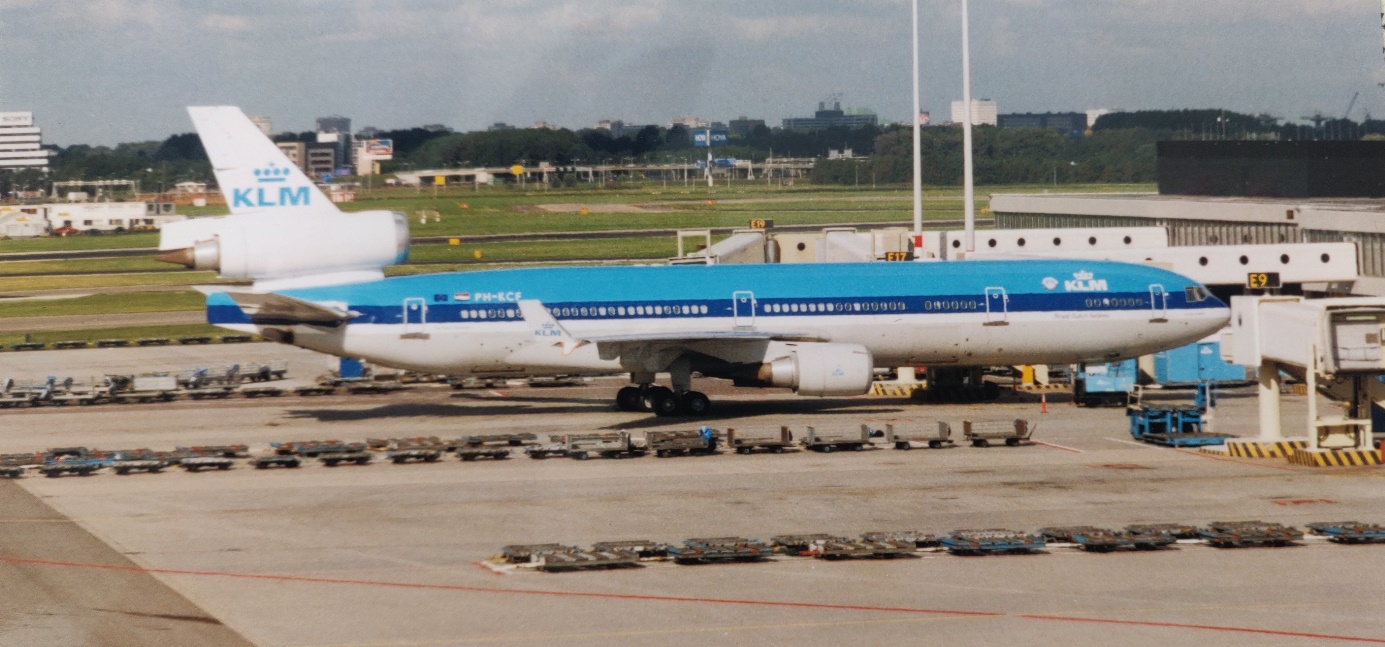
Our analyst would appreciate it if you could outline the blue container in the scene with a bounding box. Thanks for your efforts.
[1153,340,1250,385]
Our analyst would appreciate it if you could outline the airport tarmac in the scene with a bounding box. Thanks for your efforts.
[2,349,1385,646]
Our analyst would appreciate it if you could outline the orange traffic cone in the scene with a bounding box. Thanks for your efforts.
[1040,392,1048,414]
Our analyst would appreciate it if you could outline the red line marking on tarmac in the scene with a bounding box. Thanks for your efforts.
[1030,440,1083,453]
[2,556,1383,643]
[473,561,509,576]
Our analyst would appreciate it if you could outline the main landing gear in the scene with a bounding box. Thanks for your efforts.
[614,385,711,417]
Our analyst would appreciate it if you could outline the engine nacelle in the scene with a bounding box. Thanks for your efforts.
[157,210,409,280]
[757,342,874,397]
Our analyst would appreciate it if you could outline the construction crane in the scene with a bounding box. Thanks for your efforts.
[1344,91,1360,120]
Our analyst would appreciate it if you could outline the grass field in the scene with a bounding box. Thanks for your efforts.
[0,323,233,348]
[0,182,1154,340]
[0,291,201,318]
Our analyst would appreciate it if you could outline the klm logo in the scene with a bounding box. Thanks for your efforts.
[232,164,310,208]
[1064,270,1108,292]
[535,323,563,338]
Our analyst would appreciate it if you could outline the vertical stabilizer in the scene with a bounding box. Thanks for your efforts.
[188,106,337,217]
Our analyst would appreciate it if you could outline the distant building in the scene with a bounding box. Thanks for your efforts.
[488,122,517,131]
[249,115,273,137]
[950,100,998,126]
[316,115,351,134]
[597,120,655,139]
[729,117,766,138]
[671,116,709,130]
[997,112,1087,136]
[531,120,557,130]
[276,142,307,172]
[316,116,353,172]
[306,142,337,178]
[782,102,879,132]
[1086,109,1111,129]
[0,112,52,171]
[421,124,450,133]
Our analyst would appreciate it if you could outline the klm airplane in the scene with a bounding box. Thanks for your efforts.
[159,107,1230,416]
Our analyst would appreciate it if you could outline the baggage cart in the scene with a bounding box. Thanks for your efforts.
[1124,523,1201,540]
[962,419,1034,447]
[535,549,641,572]
[647,428,719,457]
[801,426,869,453]
[38,462,102,477]
[501,544,577,564]
[0,466,24,478]
[726,427,794,454]
[563,432,647,460]
[525,444,568,459]
[294,385,338,396]
[457,432,538,447]
[880,422,954,450]
[241,385,285,398]
[110,459,169,475]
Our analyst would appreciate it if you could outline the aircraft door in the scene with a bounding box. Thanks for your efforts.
[1148,284,1168,322]
[403,297,428,338]
[733,291,756,328]
[984,287,1008,325]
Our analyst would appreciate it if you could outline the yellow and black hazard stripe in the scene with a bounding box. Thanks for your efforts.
[870,383,924,396]
[1287,448,1384,467]
[1223,440,1307,458]
[1010,384,1069,392]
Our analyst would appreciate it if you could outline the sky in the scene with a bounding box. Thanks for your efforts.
[0,0,1379,147]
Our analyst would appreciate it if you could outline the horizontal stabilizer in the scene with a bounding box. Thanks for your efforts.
[226,292,356,326]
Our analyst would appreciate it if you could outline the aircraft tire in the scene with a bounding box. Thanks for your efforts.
[615,387,643,412]
[648,388,680,417]
[680,391,710,416]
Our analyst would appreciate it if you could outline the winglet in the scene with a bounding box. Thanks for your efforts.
[517,300,587,356]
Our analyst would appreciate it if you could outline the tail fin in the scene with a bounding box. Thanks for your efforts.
[188,106,337,217]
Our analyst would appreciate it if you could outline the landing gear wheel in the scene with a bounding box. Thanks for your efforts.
[679,391,710,416]
[615,386,643,412]
[645,387,680,417]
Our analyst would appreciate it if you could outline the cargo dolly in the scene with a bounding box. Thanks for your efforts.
[880,422,954,450]
[240,385,285,398]
[1124,523,1201,540]
[180,445,249,458]
[1038,526,1136,552]
[293,385,338,396]
[388,447,443,463]
[109,459,169,475]
[457,445,511,461]
[590,540,670,559]
[0,466,24,478]
[458,432,539,447]
[1306,521,1385,544]
[1199,521,1302,548]
[668,537,772,564]
[535,548,641,572]
[726,427,794,454]
[962,419,1034,447]
[501,544,577,564]
[647,428,719,457]
[251,455,302,469]
[319,450,372,467]
[940,529,1045,555]
[275,440,359,458]
[770,534,914,560]
[178,456,234,472]
[37,461,103,478]
[801,426,869,452]
[860,531,939,549]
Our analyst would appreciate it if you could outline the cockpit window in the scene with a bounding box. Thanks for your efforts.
[1184,286,1211,302]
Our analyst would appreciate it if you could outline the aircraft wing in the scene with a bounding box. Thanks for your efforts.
[515,299,825,365]
[225,292,356,326]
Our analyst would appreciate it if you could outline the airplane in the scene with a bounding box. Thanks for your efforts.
[157,106,1231,416]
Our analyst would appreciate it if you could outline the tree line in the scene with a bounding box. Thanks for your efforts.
[11,109,1385,196]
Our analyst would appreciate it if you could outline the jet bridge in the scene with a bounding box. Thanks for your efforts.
[1228,296,1385,464]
